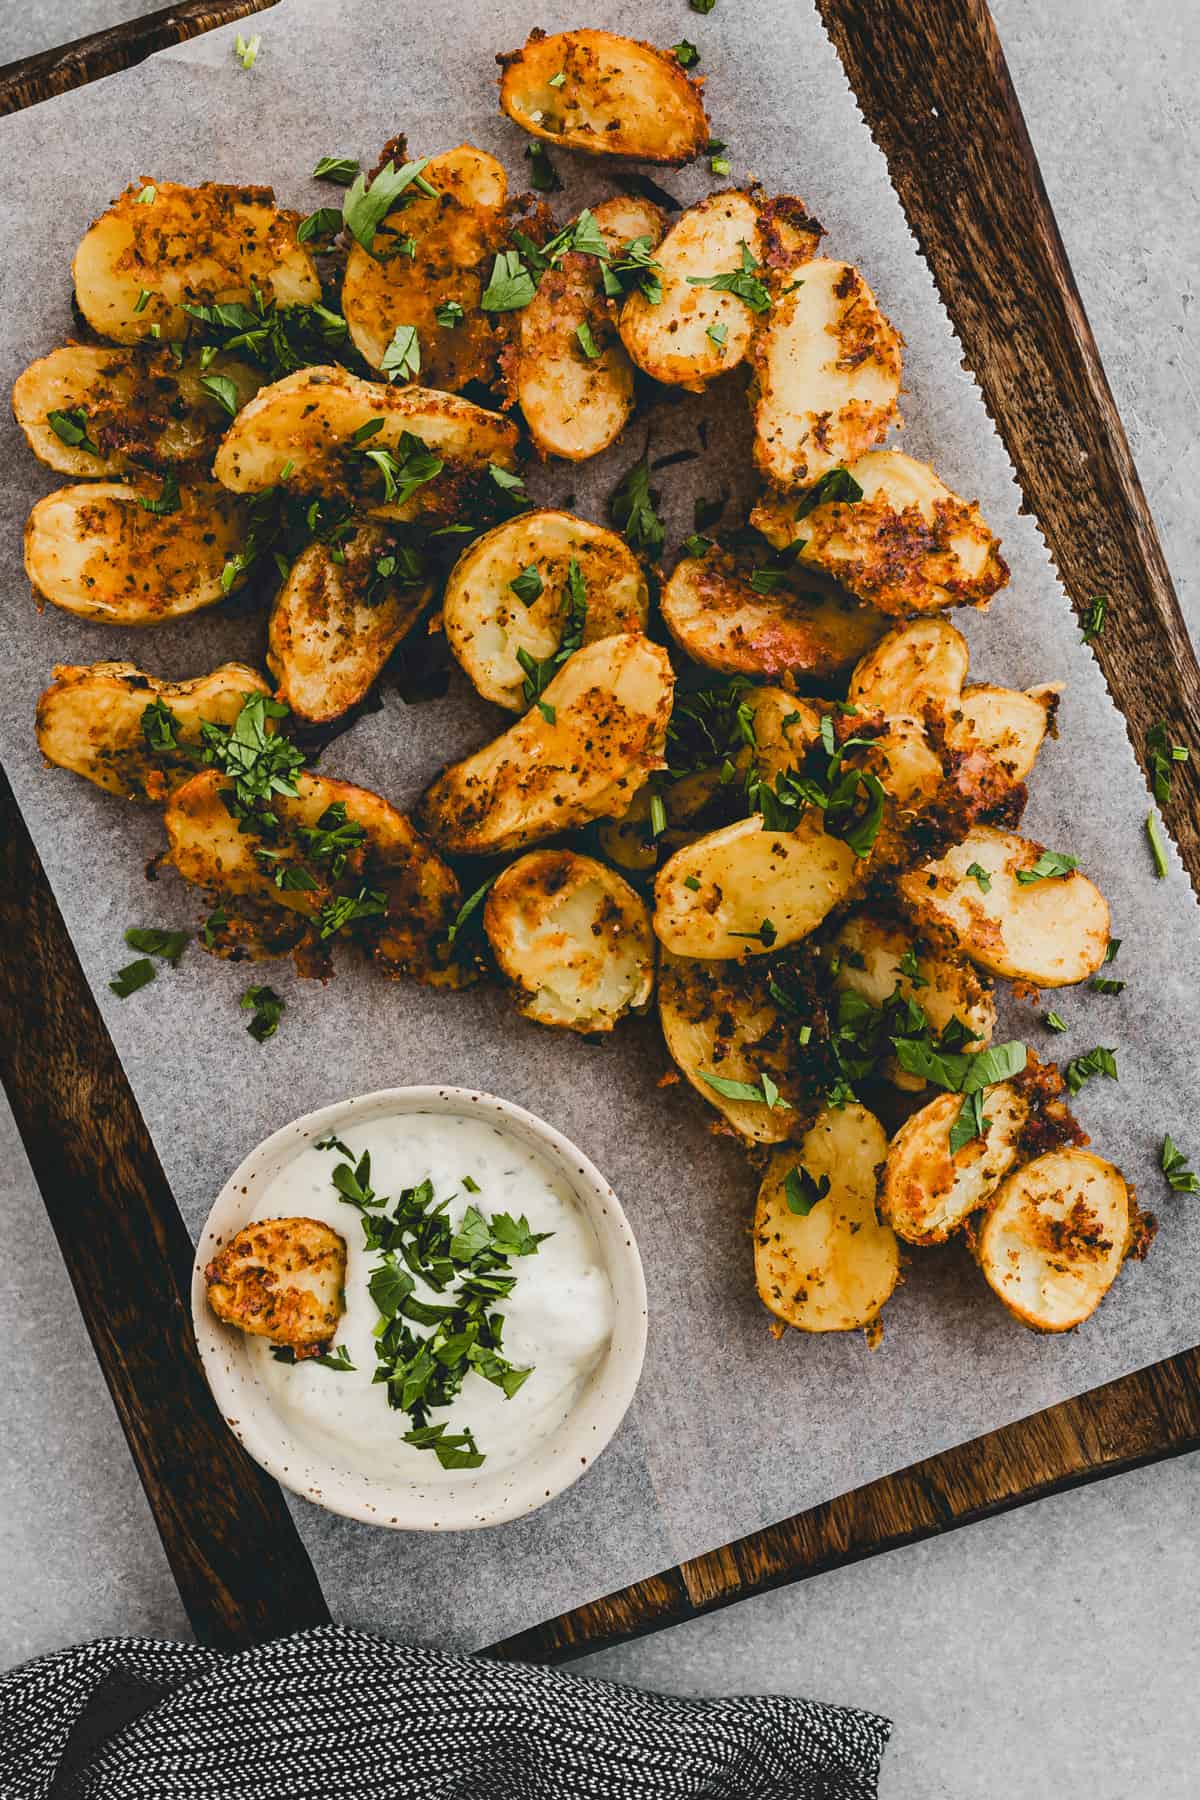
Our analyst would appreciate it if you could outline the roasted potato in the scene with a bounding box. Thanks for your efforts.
[36,660,270,801]
[881,1083,1031,1244]
[443,510,648,711]
[660,543,888,678]
[205,1217,345,1356]
[896,825,1110,987]
[751,260,903,490]
[620,191,764,391]
[212,366,519,517]
[484,849,653,1032]
[754,1104,898,1334]
[510,195,664,461]
[419,633,674,855]
[73,181,320,343]
[342,144,508,389]
[268,527,429,724]
[831,912,996,1087]
[498,28,709,165]
[12,344,261,476]
[955,684,1059,784]
[24,479,249,624]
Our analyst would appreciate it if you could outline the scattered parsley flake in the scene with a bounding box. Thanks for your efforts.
[700,1071,792,1109]
[124,927,188,965]
[1147,810,1170,878]
[524,142,561,192]
[241,984,285,1042]
[297,206,342,244]
[46,408,99,456]
[1015,849,1078,886]
[509,565,543,606]
[1161,1136,1200,1194]
[610,455,665,554]
[312,156,360,186]
[672,39,701,67]
[1064,1045,1118,1095]
[380,323,421,383]
[343,157,437,255]
[233,33,260,69]
[783,1165,831,1215]
[1044,1010,1068,1033]
[109,958,156,998]
[966,862,992,893]
[199,373,240,417]
[686,241,771,313]
[136,472,180,515]
[435,299,465,328]
[481,248,538,312]
[1147,722,1189,805]
[1080,595,1107,643]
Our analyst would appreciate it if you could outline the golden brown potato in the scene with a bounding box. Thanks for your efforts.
[484,849,653,1032]
[342,144,508,390]
[24,479,249,624]
[755,1105,899,1334]
[205,1217,345,1356]
[73,181,320,343]
[881,1083,1030,1244]
[831,912,996,1088]
[660,543,888,678]
[443,510,648,711]
[620,192,763,391]
[12,344,261,476]
[955,684,1059,784]
[498,28,709,164]
[751,261,903,490]
[35,660,270,801]
[510,195,665,461]
[268,527,429,724]
[419,633,674,855]
[896,825,1110,987]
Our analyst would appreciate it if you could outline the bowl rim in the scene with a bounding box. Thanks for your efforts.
[191,1084,647,1531]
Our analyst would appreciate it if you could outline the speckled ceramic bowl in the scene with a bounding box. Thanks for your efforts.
[192,1085,647,1531]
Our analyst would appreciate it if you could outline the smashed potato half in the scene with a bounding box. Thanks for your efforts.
[661,543,887,678]
[343,145,508,389]
[511,195,664,461]
[443,509,648,710]
[419,633,673,855]
[205,1216,346,1356]
[24,479,249,624]
[881,1082,1031,1244]
[755,1104,898,1334]
[73,181,320,343]
[484,850,654,1033]
[268,526,428,724]
[12,344,261,476]
[897,825,1110,987]
[498,28,709,165]
[831,912,996,1085]
[620,191,764,391]
[212,366,519,516]
[752,260,903,490]
[36,660,269,801]
[975,1151,1144,1332]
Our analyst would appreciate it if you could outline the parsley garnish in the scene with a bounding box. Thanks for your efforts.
[183,292,349,380]
[297,206,343,245]
[575,321,602,360]
[435,300,464,329]
[729,917,778,947]
[783,1165,831,1215]
[445,875,497,951]
[524,142,561,192]
[750,730,887,860]
[46,407,99,456]
[1015,849,1078,886]
[966,862,992,893]
[380,323,421,383]
[199,693,304,827]
[700,1070,791,1110]
[1064,1045,1118,1095]
[141,697,180,753]
[1161,1136,1200,1194]
[109,958,156,998]
[343,157,437,255]
[199,373,240,418]
[791,466,864,520]
[233,32,260,69]
[510,564,543,606]
[610,455,665,554]
[672,39,701,67]
[241,984,284,1041]
[124,927,188,965]
[352,429,443,509]
[601,236,664,306]
[707,321,728,352]
[1044,1010,1068,1033]
[312,155,360,186]
[948,1089,990,1156]
[318,888,387,940]
[687,241,771,313]
[296,802,367,878]
[1147,811,1170,878]
[682,533,712,558]
[1147,722,1189,805]
[481,249,538,312]
[1080,595,1107,643]
[201,906,229,948]
[691,0,716,12]
[136,473,180,516]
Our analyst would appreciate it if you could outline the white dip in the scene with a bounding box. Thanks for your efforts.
[247,1109,614,1485]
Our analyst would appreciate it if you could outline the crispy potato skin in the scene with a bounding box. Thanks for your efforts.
[36,660,269,801]
[419,633,674,855]
[73,181,319,343]
[24,479,249,624]
[268,526,429,723]
[342,145,509,388]
[485,849,654,1032]
[205,1217,345,1355]
[498,28,709,164]
[882,1083,1029,1244]
[620,191,764,391]
[510,196,665,460]
[443,509,649,710]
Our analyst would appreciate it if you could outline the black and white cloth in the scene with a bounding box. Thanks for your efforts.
[0,1624,891,1800]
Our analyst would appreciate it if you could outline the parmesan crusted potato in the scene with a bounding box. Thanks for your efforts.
[419,633,673,855]
[498,28,709,165]
[212,366,519,517]
[484,849,653,1032]
[268,527,429,724]
[73,181,320,343]
[881,1083,1030,1244]
[660,543,888,678]
[831,912,996,1087]
[36,660,269,801]
[956,684,1059,783]
[205,1217,346,1356]
[751,260,903,490]
[896,825,1110,987]
[25,479,249,624]
[443,510,648,710]
[620,191,764,391]
[12,344,261,476]
[511,195,665,461]
[755,1105,898,1334]
[342,145,508,389]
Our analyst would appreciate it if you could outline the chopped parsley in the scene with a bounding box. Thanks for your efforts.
[135,472,180,515]
[1044,1010,1068,1033]
[610,455,665,554]
[729,917,778,947]
[749,728,887,860]
[1080,595,1107,643]
[241,984,285,1042]
[700,1070,791,1110]
[516,557,586,716]
[601,235,665,306]
[445,875,497,951]
[1064,1045,1118,1095]
[706,321,728,351]
[481,248,538,312]
[197,692,305,828]
[183,291,349,381]
[109,958,156,998]
[791,465,864,520]
[296,206,343,244]
[312,155,361,186]
[343,157,438,255]
[672,40,700,66]
[1147,810,1170,878]
[318,888,387,940]
[233,32,260,69]
[682,533,712,558]
[1015,849,1078,885]
[509,564,543,606]
[524,142,561,192]
[297,802,367,878]
[783,1165,831,1215]
[966,862,992,893]
[140,697,180,753]
[690,0,717,12]
[1147,722,1189,805]
[686,241,771,313]
[198,372,241,417]
[352,428,443,508]
[1161,1136,1200,1194]
[435,299,465,329]
[380,323,421,383]
[575,321,602,360]
[46,407,99,456]
[124,926,188,965]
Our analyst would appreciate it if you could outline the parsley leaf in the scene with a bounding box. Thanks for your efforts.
[1147,811,1170,878]
[297,206,343,244]
[343,157,437,254]
[435,299,464,328]
[575,320,602,359]
[1147,722,1189,805]
[380,323,421,383]
[445,875,497,950]
[672,40,701,66]
[783,1165,831,1215]
[136,472,180,515]
[524,142,561,192]
[510,564,543,606]
[312,155,360,186]
[46,407,99,456]
[610,455,665,554]
[240,984,284,1041]
[1015,849,1078,886]
[481,248,537,312]
[318,888,386,940]
[966,862,992,893]
[1044,1010,1068,1033]
[791,466,864,520]
[233,32,260,69]
[686,240,771,313]
[1080,595,1107,643]
[948,1089,990,1156]
[1161,1136,1200,1194]
[199,373,240,417]
[1064,1045,1118,1095]
[700,1071,792,1109]
[124,927,188,965]
[109,958,156,998]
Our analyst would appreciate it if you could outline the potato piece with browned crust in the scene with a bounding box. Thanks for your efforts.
[268,527,429,724]
[484,850,653,1033]
[498,28,709,165]
[419,634,673,855]
[36,660,270,801]
[511,195,665,461]
[755,1105,898,1334]
[342,145,508,389]
[752,261,903,490]
[25,479,249,624]
[620,192,766,392]
[205,1217,345,1356]
[955,684,1059,783]
[443,510,648,711]
[73,181,320,343]
[12,344,261,476]
[830,912,996,1089]
[881,1084,1030,1244]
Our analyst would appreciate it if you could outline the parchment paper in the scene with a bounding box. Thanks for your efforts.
[3,0,1199,1652]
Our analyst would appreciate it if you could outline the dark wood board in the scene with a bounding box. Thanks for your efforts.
[1,0,1196,1662]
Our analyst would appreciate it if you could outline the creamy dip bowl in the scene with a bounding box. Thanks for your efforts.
[193,1086,647,1530]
